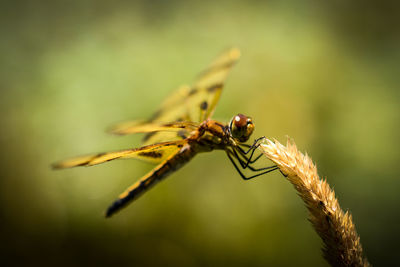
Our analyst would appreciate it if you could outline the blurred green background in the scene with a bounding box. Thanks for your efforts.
[1,0,399,266]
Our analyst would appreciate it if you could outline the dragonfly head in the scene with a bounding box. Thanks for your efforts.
[229,114,255,142]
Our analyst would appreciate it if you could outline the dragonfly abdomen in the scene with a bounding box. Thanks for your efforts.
[105,146,196,217]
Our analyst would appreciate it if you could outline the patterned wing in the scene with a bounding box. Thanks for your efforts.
[138,47,240,145]
[52,141,185,168]
[150,47,241,124]
[193,47,241,121]
[108,121,198,136]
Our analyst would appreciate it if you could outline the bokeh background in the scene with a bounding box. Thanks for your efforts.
[1,0,399,266]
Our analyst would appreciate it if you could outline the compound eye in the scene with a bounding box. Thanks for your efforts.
[234,114,248,128]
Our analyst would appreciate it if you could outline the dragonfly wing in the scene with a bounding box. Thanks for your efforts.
[108,48,240,145]
[108,121,198,136]
[142,48,240,144]
[151,47,241,123]
[194,47,241,121]
[52,141,185,168]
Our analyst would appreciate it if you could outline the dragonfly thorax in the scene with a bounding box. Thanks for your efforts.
[229,114,254,143]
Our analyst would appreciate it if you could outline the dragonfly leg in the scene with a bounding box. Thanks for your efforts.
[237,144,264,166]
[235,147,288,178]
[236,136,267,167]
[232,147,276,172]
[226,150,279,180]
[237,136,266,155]
[237,142,288,177]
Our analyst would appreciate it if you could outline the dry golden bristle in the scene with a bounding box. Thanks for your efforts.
[259,138,370,267]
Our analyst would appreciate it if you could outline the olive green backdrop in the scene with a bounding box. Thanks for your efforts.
[1,0,399,266]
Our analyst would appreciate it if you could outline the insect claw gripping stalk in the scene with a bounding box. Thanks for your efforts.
[259,138,371,267]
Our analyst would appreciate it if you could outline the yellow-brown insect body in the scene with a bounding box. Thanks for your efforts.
[53,48,269,218]
[188,119,229,152]
[105,114,255,217]
[188,114,255,153]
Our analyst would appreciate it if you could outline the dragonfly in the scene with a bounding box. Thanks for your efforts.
[53,48,278,217]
